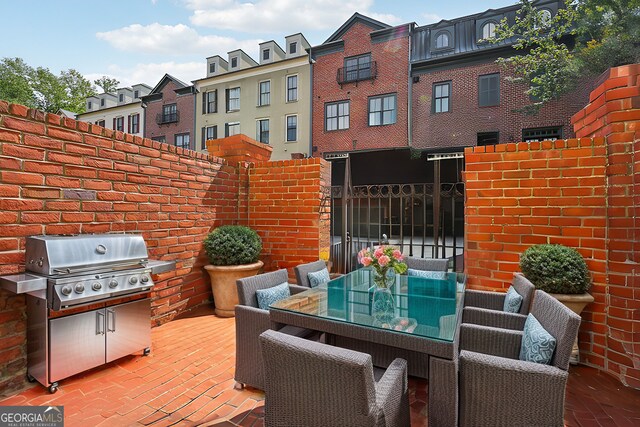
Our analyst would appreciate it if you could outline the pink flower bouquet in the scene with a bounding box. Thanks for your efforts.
[357,245,408,288]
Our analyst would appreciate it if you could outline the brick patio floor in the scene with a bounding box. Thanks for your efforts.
[1,305,639,426]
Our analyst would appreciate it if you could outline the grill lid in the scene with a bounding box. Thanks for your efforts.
[25,234,149,276]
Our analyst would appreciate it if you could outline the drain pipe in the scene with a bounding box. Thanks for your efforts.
[407,24,413,148]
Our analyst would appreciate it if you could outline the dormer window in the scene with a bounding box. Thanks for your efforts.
[119,94,124,102]
[100,98,105,107]
[134,90,139,98]
[435,32,450,49]
[231,57,238,68]
[482,22,497,39]
[87,101,92,110]
[209,62,216,73]
[537,9,552,28]
[263,49,270,61]
[289,42,297,54]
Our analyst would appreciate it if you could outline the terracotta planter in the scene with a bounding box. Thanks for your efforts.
[205,261,264,317]
[548,292,594,365]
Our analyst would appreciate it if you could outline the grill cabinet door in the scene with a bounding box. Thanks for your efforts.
[106,299,151,363]
[49,310,106,382]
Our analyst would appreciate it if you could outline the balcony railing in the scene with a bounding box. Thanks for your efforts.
[156,111,180,125]
[337,61,377,85]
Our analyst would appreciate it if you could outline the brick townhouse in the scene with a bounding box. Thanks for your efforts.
[310,13,413,164]
[141,74,197,150]
[410,0,594,151]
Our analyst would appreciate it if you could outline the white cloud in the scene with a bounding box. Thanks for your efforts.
[96,23,262,58]
[85,61,204,89]
[421,13,442,24]
[185,0,401,33]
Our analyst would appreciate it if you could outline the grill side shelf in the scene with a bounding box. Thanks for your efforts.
[148,260,176,275]
[0,274,47,294]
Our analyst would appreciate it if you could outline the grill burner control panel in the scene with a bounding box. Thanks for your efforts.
[50,269,154,311]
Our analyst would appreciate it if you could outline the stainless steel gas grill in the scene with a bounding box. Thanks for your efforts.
[0,234,175,393]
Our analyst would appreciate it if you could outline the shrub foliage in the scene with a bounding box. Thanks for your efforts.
[204,225,262,266]
[519,244,591,294]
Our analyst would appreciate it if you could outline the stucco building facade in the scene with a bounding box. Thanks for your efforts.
[193,34,311,160]
[77,84,152,137]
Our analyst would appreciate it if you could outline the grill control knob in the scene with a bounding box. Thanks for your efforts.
[109,279,118,289]
[129,276,139,285]
[92,282,102,291]
[140,274,150,283]
[61,285,72,296]
[74,283,85,294]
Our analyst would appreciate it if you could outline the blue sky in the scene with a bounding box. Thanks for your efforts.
[4,0,516,88]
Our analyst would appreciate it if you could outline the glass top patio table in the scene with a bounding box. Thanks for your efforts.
[271,268,466,342]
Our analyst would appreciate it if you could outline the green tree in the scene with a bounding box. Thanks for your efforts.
[60,69,97,112]
[491,0,579,114]
[574,0,640,73]
[0,57,36,108]
[492,0,640,114]
[94,76,120,93]
[31,66,68,112]
[0,57,96,113]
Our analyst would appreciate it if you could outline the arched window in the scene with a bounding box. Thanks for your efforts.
[435,32,449,49]
[537,9,552,28]
[482,22,496,39]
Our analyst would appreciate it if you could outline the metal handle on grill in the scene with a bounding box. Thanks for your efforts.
[107,309,116,332]
[96,311,105,335]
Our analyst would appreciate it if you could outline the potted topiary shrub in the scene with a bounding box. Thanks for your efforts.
[520,243,593,364]
[204,225,263,317]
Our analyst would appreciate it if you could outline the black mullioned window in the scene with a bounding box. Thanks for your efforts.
[479,73,500,107]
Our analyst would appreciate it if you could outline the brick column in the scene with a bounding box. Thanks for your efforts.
[572,65,640,388]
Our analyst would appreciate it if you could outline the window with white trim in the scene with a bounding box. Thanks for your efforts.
[287,75,298,102]
[368,94,397,126]
[175,133,190,149]
[113,116,124,131]
[226,87,240,111]
[203,90,217,114]
[286,115,297,142]
[129,113,140,133]
[482,22,497,39]
[259,81,270,106]
[325,100,349,131]
[201,125,217,149]
[435,32,450,49]
[256,119,269,144]
[225,122,240,137]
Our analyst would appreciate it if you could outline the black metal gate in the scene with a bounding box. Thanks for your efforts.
[329,157,465,274]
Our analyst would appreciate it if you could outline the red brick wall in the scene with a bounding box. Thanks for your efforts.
[572,64,640,388]
[247,157,332,276]
[412,62,595,150]
[144,81,196,149]
[0,100,331,396]
[207,134,273,165]
[312,22,410,156]
[464,64,640,389]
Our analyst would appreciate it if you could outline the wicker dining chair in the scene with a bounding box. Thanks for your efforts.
[462,272,536,330]
[404,256,449,272]
[234,269,313,390]
[259,329,410,427]
[293,260,329,288]
[458,290,581,426]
